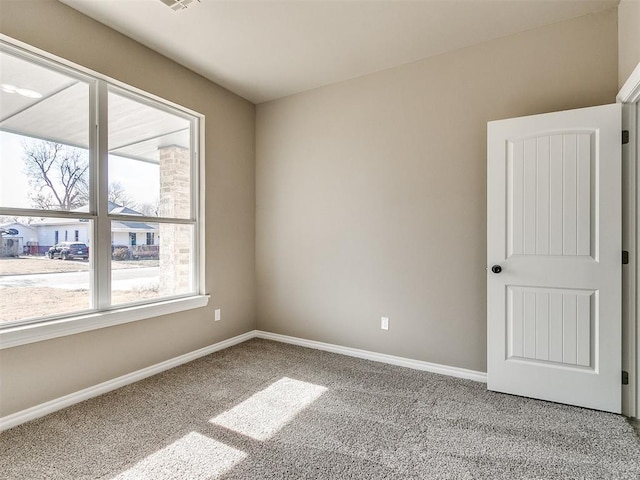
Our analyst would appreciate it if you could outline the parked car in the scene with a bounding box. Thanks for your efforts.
[48,242,89,260]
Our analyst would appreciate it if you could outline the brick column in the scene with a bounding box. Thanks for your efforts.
[159,145,191,295]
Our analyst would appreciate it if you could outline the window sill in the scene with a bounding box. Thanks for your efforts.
[0,295,210,350]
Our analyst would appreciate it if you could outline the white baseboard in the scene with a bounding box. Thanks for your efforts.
[0,331,254,432]
[1,329,486,432]
[254,330,487,383]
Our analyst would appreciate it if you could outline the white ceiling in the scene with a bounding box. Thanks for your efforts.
[60,0,619,104]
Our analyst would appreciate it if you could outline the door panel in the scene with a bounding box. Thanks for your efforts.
[507,132,594,258]
[487,104,621,413]
[506,286,594,367]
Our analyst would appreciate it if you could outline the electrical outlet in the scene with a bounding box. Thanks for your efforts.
[214,309,221,321]
[381,316,389,330]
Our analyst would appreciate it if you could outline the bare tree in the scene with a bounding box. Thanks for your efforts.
[0,215,36,225]
[108,181,133,207]
[22,140,89,210]
[0,215,19,224]
[135,198,160,217]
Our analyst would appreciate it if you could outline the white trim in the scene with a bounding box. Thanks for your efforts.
[254,330,487,383]
[95,79,110,310]
[197,116,206,297]
[0,329,487,432]
[0,295,210,350]
[0,330,253,432]
[618,62,640,419]
[636,104,640,420]
[618,62,640,104]
[621,103,637,418]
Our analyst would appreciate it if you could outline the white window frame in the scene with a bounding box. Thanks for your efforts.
[0,36,208,350]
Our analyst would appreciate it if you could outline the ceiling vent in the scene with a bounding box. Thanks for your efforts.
[159,0,200,12]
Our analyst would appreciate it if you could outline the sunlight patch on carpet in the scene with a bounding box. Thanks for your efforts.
[111,431,246,480]
[210,377,327,441]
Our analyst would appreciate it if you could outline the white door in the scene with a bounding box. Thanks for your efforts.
[487,104,622,413]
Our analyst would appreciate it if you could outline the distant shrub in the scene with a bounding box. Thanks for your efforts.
[112,247,130,261]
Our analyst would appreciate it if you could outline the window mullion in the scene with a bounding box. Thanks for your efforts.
[193,116,204,295]
[94,80,111,310]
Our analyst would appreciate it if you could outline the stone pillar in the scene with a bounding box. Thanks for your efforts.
[158,145,191,295]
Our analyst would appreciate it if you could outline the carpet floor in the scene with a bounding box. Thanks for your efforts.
[1,338,639,479]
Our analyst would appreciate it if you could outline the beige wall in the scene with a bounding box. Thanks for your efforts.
[618,0,640,88]
[256,9,618,372]
[0,0,256,416]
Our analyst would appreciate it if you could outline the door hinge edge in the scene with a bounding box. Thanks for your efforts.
[622,370,629,385]
[622,130,629,145]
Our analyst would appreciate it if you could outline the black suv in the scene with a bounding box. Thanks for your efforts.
[48,242,89,260]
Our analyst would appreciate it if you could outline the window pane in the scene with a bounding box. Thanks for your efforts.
[0,50,90,211]
[0,216,92,323]
[1,43,201,331]
[111,222,194,306]
[108,88,192,218]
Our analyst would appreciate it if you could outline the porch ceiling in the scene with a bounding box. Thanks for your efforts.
[0,49,190,164]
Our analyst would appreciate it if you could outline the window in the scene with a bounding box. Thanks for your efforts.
[0,39,206,344]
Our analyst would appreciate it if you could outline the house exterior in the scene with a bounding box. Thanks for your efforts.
[33,218,91,253]
[0,222,38,256]
[108,202,158,248]
[0,203,158,257]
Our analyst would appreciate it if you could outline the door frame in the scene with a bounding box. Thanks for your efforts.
[618,62,640,418]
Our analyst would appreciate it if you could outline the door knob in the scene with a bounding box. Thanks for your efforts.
[491,265,502,274]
